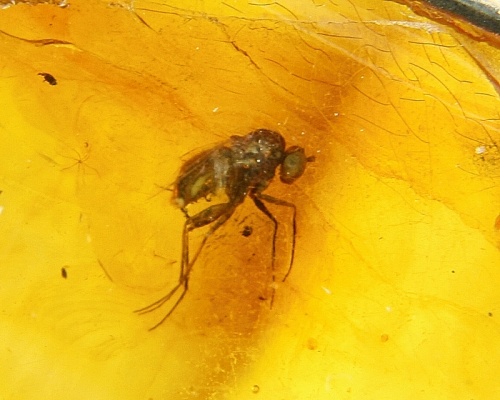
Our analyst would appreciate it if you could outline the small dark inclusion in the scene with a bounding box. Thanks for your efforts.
[38,72,57,86]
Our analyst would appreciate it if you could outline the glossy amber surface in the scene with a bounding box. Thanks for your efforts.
[0,1,498,399]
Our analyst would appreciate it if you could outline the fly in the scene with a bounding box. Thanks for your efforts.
[136,129,314,330]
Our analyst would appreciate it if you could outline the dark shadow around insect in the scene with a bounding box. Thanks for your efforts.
[135,129,314,330]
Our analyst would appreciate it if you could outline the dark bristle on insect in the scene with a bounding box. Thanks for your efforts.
[135,129,314,330]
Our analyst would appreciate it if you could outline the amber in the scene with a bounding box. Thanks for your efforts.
[0,1,498,399]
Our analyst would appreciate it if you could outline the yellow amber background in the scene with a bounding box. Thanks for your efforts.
[0,1,499,399]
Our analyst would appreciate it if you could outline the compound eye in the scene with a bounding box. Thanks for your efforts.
[280,146,308,184]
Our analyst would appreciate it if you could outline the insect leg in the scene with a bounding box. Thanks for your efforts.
[135,280,188,330]
[252,193,297,282]
[133,219,202,320]
[135,202,237,329]
[134,281,184,315]
[133,213,197,317]
[249,193,278,306]
[182,203,238,282]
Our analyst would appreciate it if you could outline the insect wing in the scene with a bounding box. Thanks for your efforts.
[173,143,233,208]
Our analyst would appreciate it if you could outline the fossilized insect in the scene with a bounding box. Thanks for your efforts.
[136,129,314,329]
[38,72,57,85]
